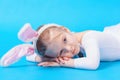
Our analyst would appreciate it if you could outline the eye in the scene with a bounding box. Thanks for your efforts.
[63,37,67,43]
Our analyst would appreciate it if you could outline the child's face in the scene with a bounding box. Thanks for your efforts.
[44,27,80,58]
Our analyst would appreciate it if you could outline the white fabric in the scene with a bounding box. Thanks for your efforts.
[26,53,37,62]
[37,23,61,35]
[74,25,120,69]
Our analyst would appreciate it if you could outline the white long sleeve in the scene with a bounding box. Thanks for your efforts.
[74,28,120,69]
[74,38,100,70]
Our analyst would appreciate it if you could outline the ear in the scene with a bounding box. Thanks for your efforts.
[0,44,34,67]
[59,26,70,33]
[18,23,39,42]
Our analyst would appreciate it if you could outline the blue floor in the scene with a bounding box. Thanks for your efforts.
[0,0,120,80]
[0,59,120,80]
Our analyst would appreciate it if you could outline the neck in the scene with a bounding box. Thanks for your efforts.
[72,32,84,44]
[72,30,92,44]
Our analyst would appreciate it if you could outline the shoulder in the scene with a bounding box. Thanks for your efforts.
[81,30,101,38]
[81,30,100,45]
[82,30,99,39]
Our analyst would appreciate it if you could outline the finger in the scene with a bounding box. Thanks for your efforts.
[38,62,46,66]
[59,57,65,64]
[39,62,52,67]
[63,57,70,61]
[38,62,59,67]
[46,62,59,67]
[55,58,60,63]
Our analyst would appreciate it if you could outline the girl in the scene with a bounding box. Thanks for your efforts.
[1,23,120,70]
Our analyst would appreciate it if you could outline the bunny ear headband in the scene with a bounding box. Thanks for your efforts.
[0,23,61,67]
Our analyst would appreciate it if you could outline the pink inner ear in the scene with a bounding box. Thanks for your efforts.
[18,23,38,42]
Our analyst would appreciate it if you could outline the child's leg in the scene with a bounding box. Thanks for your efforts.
[26,53,42,62]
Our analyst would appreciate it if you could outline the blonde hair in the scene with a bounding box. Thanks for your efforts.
[36,26,61,56]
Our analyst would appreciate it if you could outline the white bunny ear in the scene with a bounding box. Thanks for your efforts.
[0,44,34,67]
[18,23,39,42]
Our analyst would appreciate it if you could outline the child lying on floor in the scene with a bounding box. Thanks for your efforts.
[1,23,120,70]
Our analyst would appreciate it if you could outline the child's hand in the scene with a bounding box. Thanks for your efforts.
[38,57,74,68]
[37,57,62,67]
[55,57,70,64]
[37,57,69,67]
[57,57,74,67]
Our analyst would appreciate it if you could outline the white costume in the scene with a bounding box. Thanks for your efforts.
[74,24,120,69]
[26,23,120,70]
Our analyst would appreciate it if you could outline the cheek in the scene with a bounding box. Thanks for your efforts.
[61,53,73,58]
[69,36,77,43]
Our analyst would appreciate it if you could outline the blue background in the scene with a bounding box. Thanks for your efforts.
[0,0,120,80]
